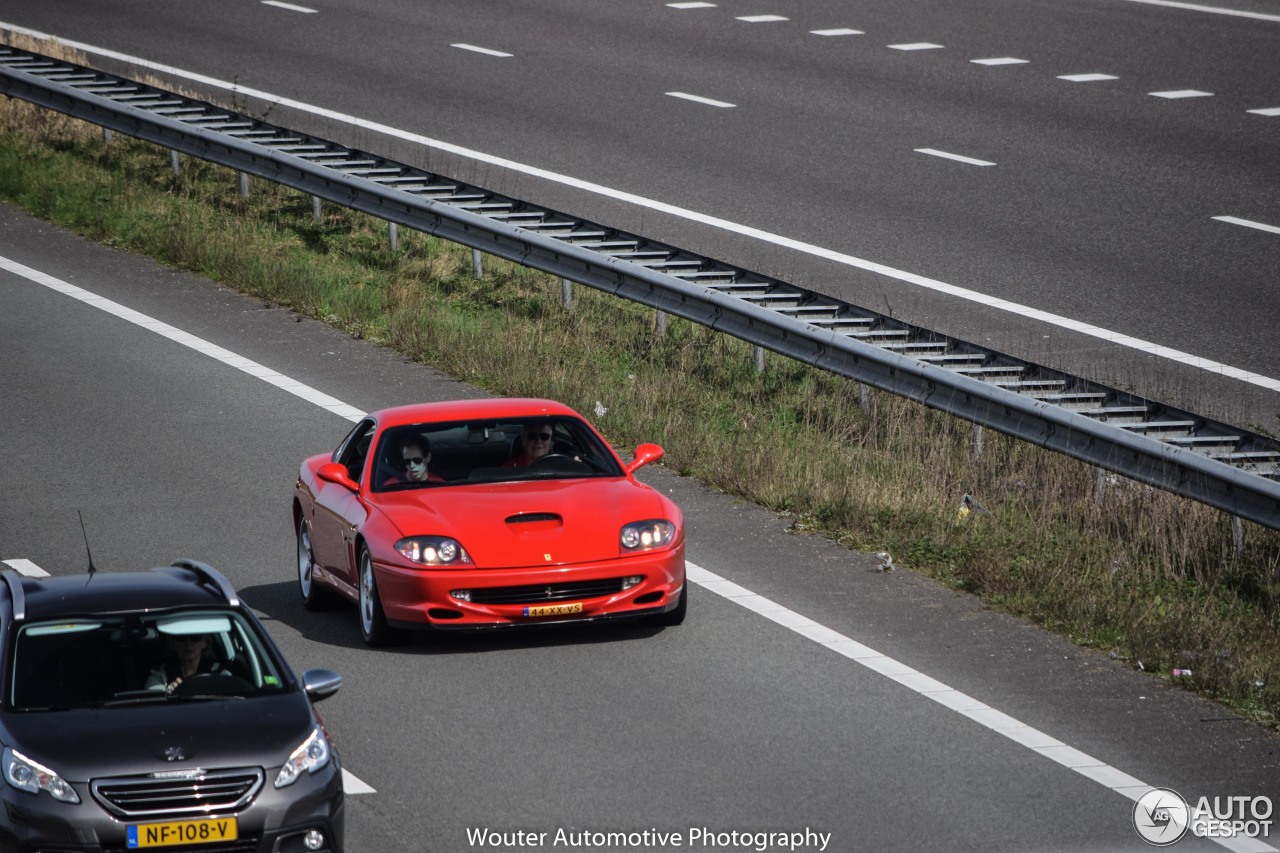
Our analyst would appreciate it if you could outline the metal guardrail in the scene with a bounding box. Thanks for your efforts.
[2,45,1279,530]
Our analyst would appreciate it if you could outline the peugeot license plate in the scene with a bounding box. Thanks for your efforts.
[127,817,238,848]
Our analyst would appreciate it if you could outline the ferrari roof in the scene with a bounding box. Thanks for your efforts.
[371,398,582,427]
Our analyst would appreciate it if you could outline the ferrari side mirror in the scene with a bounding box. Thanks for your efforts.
[625,443,664,474]
[317,462,358,491]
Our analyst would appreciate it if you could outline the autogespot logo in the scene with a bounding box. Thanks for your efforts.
[1134,788,1191,846]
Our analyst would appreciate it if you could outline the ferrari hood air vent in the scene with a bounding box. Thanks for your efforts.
[506,513,561,524]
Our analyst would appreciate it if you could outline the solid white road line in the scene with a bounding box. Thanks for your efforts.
[684,561,1278,853]
[915,148,997,167]
[260,1,317,12]
[1114,0,1280,22]
[1213,216,1280,236]
[4,24,1278,395]
[450,44,513,58]
[1150,89,1214,98]
[0,256,367,423]
[665,91,736,108]
[2,554,377,794]
[1058,73,1120,82]
[2,559,50,577]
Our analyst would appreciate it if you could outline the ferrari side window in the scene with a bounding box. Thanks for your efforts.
[336,420,376,484]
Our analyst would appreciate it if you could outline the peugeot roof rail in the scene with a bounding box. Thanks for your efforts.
[166,559,239,607]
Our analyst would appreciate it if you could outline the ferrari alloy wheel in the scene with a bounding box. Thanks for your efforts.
[358,546,406,647]
[655,581,688,627]
[296,521,331,611]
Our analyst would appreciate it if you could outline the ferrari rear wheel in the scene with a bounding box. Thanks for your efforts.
[297,521,335,611]
[359,546,408,647]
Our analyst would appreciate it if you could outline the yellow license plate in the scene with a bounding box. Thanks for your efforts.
[127,817,238,848]
[524,602,583,618]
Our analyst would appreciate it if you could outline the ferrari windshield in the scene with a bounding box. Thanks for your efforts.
[8,609,290,710]
[373,416,623,490]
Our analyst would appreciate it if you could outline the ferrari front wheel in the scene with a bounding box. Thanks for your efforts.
[297,521,334,611]
[358,546,407,647]
[651,580,688,627]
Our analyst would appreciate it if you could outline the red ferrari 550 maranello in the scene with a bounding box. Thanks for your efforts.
[292,399,687,645]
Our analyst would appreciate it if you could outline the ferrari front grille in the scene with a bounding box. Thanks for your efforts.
[470,577,626,605]
[91,768,264,818]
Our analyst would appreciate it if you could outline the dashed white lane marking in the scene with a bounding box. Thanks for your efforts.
[2,559,49,577]
[0,256,367,423]
[972,57,1029,66]
[811,28,863,36]
[1150,89,1214,98]
[915,148,997,167]
[667,1,716,8]
[888,42,944,50]
[1248,106,1280,116]
[1213,216,1280,236]
[451,44,513,58]
[684,561,1277,853]
[1059,73,1120,82]
[7,25,1279,395]
[342,769,376,794]
[260,0,317,11]
[666,91,736,108]
[738,15,788,22]
[4,557,378,794]
[1115,0,1280,22]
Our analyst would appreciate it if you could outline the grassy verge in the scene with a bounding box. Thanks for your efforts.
[2,61,1278,727]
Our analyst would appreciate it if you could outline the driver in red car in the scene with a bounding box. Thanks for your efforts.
[503,426,554,467]
[389,435,445,484]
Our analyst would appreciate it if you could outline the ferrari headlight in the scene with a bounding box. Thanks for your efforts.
[620,520,675,553]
[274,727,331,788]
[395,536,472,566]
[3,747,80,803]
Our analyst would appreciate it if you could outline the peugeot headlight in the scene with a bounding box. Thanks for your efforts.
[395,536,472,566]
[3,747,80,803]
[620,520,675,553]
[275,727,331,788]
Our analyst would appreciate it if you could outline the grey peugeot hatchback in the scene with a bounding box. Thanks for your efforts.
[0,560,344,853]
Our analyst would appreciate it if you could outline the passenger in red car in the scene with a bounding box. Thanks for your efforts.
[389,435,444,484]
[503,427,554,467]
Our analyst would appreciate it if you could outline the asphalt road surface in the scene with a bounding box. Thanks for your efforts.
[2,207,1278,852]
[1,0,1278,431]
[2,1,1280,850]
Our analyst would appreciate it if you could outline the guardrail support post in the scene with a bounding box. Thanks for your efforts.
[1094,467,1108,504]
[972,424,984,457]
[388,222,399,253]
[1231,515,1245,557]
[655,309,667,337]
[102,127,112,145]
[238,172,249,198]
[170,149,180,175]
[312,196,322,222]
[472,249,483,279]
[561,278,573,310]
[754,346,766,374]
[859,384,870,412]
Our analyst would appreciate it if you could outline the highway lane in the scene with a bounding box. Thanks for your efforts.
[2,0,1278,431]
[3,207,1278,851]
